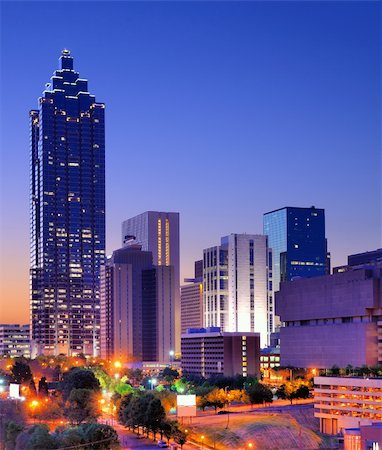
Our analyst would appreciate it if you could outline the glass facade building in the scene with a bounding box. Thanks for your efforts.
[263,206,327,330]
[30,50,105,356]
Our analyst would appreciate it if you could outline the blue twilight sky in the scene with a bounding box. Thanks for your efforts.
[0,1,380,322]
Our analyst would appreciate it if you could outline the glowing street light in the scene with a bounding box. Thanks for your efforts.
[150,378,157,390]
[200,435,205,449]
[248,443,253,448]
[114,361,122,369]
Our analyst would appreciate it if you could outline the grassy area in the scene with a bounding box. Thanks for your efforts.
[187,412,331,449]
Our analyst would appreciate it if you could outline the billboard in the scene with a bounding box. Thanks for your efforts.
[177,394,197,417]
[9,383,20,399]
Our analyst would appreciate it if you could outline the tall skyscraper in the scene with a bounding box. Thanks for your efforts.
[30,50,105,356]
[122,211,180,354]
[263,206,327,332]
[203,234,271,348]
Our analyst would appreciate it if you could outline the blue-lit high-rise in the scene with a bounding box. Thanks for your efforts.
[263,206,328,332]
[30,50,105,356]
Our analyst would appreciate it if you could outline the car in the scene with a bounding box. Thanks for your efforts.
[157,440,169,448]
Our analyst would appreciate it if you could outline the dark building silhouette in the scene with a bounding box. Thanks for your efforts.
[30,50,105,356]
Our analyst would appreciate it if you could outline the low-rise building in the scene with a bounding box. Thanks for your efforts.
[181,327,260,378]
[314,376,382,435]
[0,324,30,358]
[276,262,382,368]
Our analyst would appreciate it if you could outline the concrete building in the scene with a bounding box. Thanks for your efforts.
[276,263,382,368]
[203,234,271,348]
[0,324,31,358]
[181,327,260,378]
[122,211,180,354]
[181,260,203,334]
[314,376,382,435]
[100,246,154,362]
[335,248,382,274]
[263,206,328,331]
[100,246,176,363]
[343,423,382,450]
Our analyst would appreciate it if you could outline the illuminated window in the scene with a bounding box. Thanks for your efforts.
[157,218,162,265]
[165,218,170,266]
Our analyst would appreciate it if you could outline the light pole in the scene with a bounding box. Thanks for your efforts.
[200,435,205,449]
[225,387,230,429]
[150,378,157,390]
[169,350,174,364]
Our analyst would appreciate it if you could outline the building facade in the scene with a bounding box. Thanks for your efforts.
[181,327,260,378]
[30,50,105,356]
[100,246,177,363]
[122,211,180,353]
[100,246,154,362]
[203,234,271,347]
[263,206,328,331]
[181,260,203,334]
[276,263,382,368]
[314,376,382,435]
[0,324,31,358]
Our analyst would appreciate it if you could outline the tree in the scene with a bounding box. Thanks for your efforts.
[59,427,85,448]
[205,388,225,412]
[81,423,120,449]
[160,419,178,443]
[173,429,187,449]
[38,377,49,397]
[64,388,100,425]
[117,393,134,425]
[155,390,177,413]
[145,397,166,440]
[276,381,310,404]
[246,383,273,406]
[5,421,24,450]
[160,367,179,382]
[11,360,37,395]
[62,368,100,400]
[16,424,59,450]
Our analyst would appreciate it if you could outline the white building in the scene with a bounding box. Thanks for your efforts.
[314,376,382,435]
[122,211,180,354]
[203,234,271,348]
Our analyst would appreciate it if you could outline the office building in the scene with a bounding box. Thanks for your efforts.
[0,324,31,358]
[276,262,382,368]
[100,246,176,363]
[181,260,203,334]
[314,377,382,435]
[30,50,105,356]
[122,212,180,353]
[203,234,271,348]
[263,206,328,331]
[100,246,154,362]
[334,248,382,273]
[181,327,260,378]
[343,423,382,450]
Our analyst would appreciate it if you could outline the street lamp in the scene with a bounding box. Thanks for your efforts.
[200,435,205,449]
[150,378,157,390]
[169,350,174,364]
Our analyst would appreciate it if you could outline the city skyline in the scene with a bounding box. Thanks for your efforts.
[1,1,380,323]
